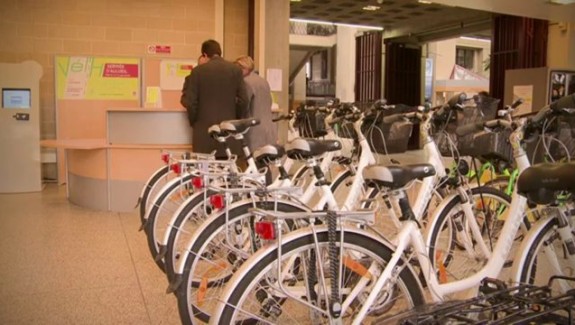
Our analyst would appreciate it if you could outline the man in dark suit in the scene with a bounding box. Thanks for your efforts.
[181,40,248,157]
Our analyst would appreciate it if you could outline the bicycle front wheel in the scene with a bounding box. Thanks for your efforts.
[427,186,512,282]
[211,227,425,324]
[517,214,575,294]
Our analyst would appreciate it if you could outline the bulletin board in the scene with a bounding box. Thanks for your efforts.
[143,58,196,108]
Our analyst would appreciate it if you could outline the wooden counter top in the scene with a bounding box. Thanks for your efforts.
[41,139,108,149]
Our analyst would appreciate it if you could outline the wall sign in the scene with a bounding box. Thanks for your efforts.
[148,45,172,55]
[55,56,140,100]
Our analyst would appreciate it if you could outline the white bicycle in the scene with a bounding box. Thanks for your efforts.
[208,105,563,324]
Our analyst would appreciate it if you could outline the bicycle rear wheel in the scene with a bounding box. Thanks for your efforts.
[211,228,424,324]
[175,201,305,324]
[139,165,172,224]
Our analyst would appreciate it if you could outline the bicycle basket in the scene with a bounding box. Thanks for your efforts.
[527,115,575,163]
[296,109,327,138]
[366,120,413,154]
[470,129,513,164]
[434,98,501,157]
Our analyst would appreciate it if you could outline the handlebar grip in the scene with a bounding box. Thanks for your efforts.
[382,114,404,124]
[550,93,575,112]
[511,98,524,109]
[272,116,283,122]
[531,105,551,125]
[447,93,467,108]
[455,122,484,136]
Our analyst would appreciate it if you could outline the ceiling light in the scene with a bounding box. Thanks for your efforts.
[290,18,335,26]
[334,22,384,30]
[548,0,575,4]
[289,18,383,31]
[460,36,491,42]
[290,0,302,2]
[363,5,381,11]
[418,0,433,4]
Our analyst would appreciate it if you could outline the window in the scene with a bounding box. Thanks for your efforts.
[456,47,475,70]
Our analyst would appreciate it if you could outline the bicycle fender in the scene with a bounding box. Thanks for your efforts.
[508,214,555,284]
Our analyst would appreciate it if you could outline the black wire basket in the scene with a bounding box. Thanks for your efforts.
[365,120,414,154]
[434,97,501,158]
[362,104,417,154]
[527,114,575,163]
[295,107,327,138]
[470,129,514,164]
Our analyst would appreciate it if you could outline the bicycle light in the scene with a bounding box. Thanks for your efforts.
[209,194,225,210]
[161,153,170,164]
[170,163,182,175]
[191,176,203,189]
[255,221,276,240]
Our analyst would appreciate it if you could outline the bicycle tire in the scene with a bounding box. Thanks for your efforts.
[211,227,425,324]
[427,186,512,283]
[144,174,194,272]
[138,165,171,225]
[516,215,575,293]
[161,189,216,282]
[174,200,306,324]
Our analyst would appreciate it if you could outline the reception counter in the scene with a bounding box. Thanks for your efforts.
[43,109,193,212]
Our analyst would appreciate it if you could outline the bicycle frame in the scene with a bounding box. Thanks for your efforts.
[350,120,533,324]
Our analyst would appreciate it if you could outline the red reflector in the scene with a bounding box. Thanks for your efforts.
[255,221,276,240]
[191,176,203,189]
[161,153,170,164]
[209,194,225,209]
[171,163,181,175]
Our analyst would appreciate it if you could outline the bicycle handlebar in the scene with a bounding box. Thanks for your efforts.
[272,114,291,122]
[455,119,513,137]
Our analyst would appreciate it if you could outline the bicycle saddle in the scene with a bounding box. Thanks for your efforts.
[285,138,341,159]
[363,163,436,190]
[517,162,575,204]
[208,125,227,141]
[220,118,261,135]
[253,144,285,165]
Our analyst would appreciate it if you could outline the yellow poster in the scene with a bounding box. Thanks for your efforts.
[56,56,140,100]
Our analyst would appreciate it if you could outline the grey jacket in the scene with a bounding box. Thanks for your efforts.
[243,72,277,150]
[181,56,248,156]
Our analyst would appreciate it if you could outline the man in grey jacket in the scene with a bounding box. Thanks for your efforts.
[234,55,277,150]
[181,40,248,157]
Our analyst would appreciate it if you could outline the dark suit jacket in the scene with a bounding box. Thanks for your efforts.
[181,56,248,156]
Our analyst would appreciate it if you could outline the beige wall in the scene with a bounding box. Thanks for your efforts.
[429,38,490,80]
[0,0,218,140]
[223,0,249,62]
[548,22,575,69]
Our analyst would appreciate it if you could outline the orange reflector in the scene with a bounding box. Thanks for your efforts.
[436,251,447,284]
[342,256,371,278]
[197,277,208,307]
[197,260,229,306]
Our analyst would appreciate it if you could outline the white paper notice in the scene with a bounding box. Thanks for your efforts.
[160,59,196,90]
[512,85,533,116]
[266,68,282,92]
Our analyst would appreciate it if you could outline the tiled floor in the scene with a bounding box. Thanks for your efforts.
[0,184,180,324]
[0,150,438,324]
